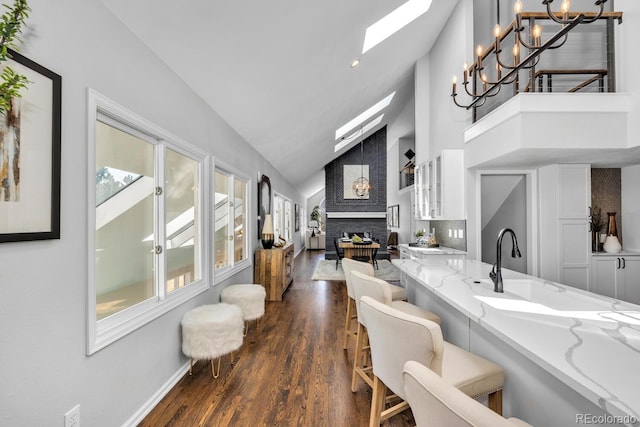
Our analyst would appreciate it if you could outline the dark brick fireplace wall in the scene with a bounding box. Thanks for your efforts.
[324,127,387,257]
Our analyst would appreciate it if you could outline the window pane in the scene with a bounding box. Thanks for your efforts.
[95,120,155,320]
[284,199,291,241]
[165,149,200,293]
[214,171,229,269]
[233,177,246,263]
[273,195,283,241]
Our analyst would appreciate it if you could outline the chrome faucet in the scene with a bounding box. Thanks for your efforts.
[489,228,522,293]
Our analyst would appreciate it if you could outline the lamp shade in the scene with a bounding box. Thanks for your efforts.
[262,214,274,235]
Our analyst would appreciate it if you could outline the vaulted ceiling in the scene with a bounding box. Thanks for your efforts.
[101,0,459,197]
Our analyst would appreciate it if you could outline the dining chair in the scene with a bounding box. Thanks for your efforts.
[334,238,345,270]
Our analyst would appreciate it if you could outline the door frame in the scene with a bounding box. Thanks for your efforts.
[475,169,539,276]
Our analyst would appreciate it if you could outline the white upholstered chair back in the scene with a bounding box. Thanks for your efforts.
[351,270,393,326]
[403,361,531,427]
[342,257,374,300]
[358,296,444,401]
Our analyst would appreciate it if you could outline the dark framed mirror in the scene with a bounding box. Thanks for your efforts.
[258,174,272,238]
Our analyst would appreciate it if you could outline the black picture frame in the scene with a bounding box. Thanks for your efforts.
[387,204,399,228]
[0,50,61,243]
[257,174,272,238]
[294,203,300,232]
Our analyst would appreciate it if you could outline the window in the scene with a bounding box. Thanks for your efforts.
[214,166,250,282]
[273,192,293,243]
[88,90,209,354]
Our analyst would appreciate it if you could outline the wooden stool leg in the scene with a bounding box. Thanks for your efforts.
[369,375,387,427]
[189,358,193,375]
[488,389,503,415]
[343,297,353,350]
[244,320,249,337]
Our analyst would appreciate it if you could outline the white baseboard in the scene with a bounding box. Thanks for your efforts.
[122,361,190,427]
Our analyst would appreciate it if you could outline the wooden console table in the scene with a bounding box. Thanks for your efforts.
[254,244,294,301]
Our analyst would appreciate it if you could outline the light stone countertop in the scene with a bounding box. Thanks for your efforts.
[397,243,467,255]
[392,257,640,422]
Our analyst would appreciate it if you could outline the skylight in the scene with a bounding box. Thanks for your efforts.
[362,0,433,54]
[334,114,384,152]
[335,92,395,140]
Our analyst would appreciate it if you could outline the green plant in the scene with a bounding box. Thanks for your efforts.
[591,206,606,233]
[0,0,30,115]
[415,229,424,238]
[310,205,322,224]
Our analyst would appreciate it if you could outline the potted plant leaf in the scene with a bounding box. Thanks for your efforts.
[0,0,31,116]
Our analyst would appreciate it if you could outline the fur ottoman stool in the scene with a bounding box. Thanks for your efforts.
[221,284,266,336]
[181,303,244,378]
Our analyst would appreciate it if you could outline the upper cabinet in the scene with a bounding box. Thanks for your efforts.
[557,164,591,219]
[414,149,464,220]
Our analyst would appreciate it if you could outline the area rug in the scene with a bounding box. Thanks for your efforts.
[311,259,401,282]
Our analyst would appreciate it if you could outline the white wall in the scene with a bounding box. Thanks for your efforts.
[387,93,416,245]
[0,1,303,426]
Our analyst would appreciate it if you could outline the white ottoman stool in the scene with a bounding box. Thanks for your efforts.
[181,303,244,378]
[221,284,267,336]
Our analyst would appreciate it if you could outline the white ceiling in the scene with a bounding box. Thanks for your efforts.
[100,0,459,197]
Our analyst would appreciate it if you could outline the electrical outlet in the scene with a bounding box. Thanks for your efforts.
[448,229,452,237]
[65,405,80,427]
[453,230,458,238]
[458,229,464,239]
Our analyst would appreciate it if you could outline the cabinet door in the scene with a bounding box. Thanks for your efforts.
[620,257,640,305]
[559,220,591,291]
[414,163,429,219]
[592,257,618,298]
[436,150,464,220]
[557,164,590,219]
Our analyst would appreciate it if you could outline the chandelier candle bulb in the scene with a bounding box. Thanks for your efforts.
[533,25,542,46]
[463,62,468,83]
[494,24,501,51]
[452,75,457,94]
[561,0,571,21]
[476,44,483,69]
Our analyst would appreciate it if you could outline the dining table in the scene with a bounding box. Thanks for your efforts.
[338,240,380,263]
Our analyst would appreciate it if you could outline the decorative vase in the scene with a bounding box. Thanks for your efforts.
[261,214,274,249]
[603,235,622,254]
[606,212,618,237]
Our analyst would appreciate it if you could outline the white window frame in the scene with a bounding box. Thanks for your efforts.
[87,89,210,355]
[213,161,251,283]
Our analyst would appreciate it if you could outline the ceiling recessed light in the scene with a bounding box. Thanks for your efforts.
[351,59,360,68]
[362,0,433,54]
[335,92,395,140]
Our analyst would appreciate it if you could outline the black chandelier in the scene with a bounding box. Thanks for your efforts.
[451,0,620,111]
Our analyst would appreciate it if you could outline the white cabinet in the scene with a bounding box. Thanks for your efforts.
[538,164,591,290]
[592,255,640,304]
[414,150,464,220]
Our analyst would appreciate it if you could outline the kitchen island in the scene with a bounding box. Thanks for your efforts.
[393,257,640,427]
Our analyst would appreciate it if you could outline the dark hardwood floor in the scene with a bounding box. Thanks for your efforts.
[140,249,415,426]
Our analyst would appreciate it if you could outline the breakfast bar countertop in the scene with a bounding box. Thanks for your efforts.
[392,257,640,423]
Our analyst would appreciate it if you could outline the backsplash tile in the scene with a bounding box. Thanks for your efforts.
[591,168,622,246]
